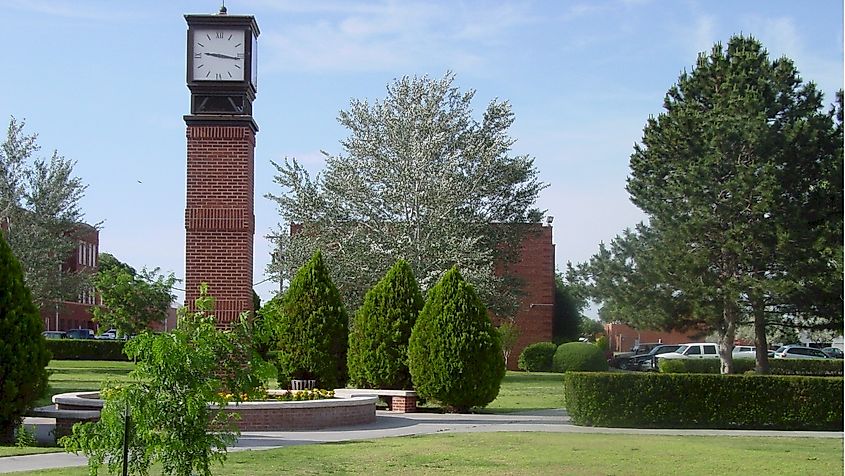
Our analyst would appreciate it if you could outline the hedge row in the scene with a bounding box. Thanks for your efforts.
[659,358,844,376]
[563,372,843,430]
[45,339,128,361]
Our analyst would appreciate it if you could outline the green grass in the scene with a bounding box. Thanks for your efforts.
[0,446,64,457]
[34,360,135,408]
[482,371,565,412]
[7,432,843,475]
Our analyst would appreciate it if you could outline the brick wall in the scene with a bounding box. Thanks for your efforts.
[185,124,256,326]
[496,224,555,370]
[604,322,701,353]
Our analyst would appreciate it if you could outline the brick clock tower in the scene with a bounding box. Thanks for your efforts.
[184,9,259,327]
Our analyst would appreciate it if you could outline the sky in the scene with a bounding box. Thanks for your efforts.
[1,0,842,307]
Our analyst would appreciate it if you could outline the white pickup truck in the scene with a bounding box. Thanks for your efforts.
[655,343,719,362]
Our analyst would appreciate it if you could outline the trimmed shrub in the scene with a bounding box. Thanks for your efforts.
[0,234,51,443]
[563,371,843,430]
[265,250,348,389]
[553,342,608,372]
[408,267,505,412]
[347,259,424,390]
[45,339,128,361]
[659,358,844,376]
[518,342,557,372]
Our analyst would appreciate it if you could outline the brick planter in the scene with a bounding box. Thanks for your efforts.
[47,391,377,432]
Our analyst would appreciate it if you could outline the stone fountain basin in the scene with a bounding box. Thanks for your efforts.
[51,390,378,431]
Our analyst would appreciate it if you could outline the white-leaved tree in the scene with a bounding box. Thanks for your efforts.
[0,117,91,312]
[266,73,547,315]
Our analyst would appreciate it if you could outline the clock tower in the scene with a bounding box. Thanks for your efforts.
[184,8,259,327]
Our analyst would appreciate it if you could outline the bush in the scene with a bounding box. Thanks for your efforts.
[553,342,608,372]
[347,259,423,390]
[45,339,128,361]
[659,358,844,376]
[0,234,51,443]
[265,250,348,389]
[518,342,557,372]
[408,267,505,412]
[563,372,843,430]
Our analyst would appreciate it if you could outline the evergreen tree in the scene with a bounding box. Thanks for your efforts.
[574,36,842,374]
[408,266,505,412]
[0,232,50,443]
[266,250,348,389]
[347,259,423,389]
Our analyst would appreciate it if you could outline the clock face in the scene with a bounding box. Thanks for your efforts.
[192,29,245,81]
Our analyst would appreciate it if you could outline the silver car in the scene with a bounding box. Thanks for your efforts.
[773,345,828,359]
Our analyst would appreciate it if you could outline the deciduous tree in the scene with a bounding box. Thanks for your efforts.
[266,73,546,315]
[0,117,91,311]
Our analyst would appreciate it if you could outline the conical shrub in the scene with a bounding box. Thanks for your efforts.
[0,233,51,443]
[348,259,423,390]
[408,266,505,412]
[265,250,348,389]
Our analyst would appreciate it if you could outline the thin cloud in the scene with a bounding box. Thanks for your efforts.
[6,0,140,21]
[258,1,534,73]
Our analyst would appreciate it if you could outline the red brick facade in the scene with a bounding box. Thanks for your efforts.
[40,224,100,332]
[184,123,256,326]
[496,224,555,369]
[603,322,700,353]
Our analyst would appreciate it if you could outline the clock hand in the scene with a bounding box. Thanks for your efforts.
[204,52,241,60]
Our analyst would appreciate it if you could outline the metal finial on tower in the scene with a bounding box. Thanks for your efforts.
[219,1,227,14]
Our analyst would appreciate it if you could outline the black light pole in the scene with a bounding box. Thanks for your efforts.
[122,400,130,476]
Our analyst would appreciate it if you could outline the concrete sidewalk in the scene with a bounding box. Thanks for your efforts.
[2,410,841,474]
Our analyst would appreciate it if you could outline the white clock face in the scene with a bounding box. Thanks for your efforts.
[192,29,245,81]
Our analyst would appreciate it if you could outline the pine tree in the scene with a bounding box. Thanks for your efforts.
[266,250,348,389]
[348,260,424,389]
[408,266,505,412]
[0,232,51,443]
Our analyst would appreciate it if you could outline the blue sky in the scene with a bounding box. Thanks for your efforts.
[1,0,842,305]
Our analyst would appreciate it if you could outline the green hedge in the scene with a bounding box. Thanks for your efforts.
[518,342,557,372]
[45,339,128,361]
[563,372,843,430]
[659,358,844,376]
[553,342,608,373]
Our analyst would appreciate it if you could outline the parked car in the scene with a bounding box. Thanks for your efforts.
[66,328,95,339]
[773,345,828,359]
[654,343,719,367]
[610,342,663,370]
[821,347,844,359]
[634,344,683,371]
[732,345,756,359]
[96,329,118,340]
[42,330,66,339]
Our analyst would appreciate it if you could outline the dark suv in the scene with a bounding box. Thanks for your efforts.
[66,328,94,339]
[634,344,683,371]
[611,343,662,370]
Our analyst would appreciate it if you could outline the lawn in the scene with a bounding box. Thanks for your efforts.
[33,360,135,408]
[482,371,564,412]
[8,432,843,475]
[0,446,64,457]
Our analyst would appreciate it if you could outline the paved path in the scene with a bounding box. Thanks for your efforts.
[2,410,841,474]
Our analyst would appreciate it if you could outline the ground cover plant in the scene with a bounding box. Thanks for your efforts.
[8,432,843,475]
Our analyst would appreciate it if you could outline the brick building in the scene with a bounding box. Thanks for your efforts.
[603,322,700,353]
[39,223,101,332]
[495,223,555,369]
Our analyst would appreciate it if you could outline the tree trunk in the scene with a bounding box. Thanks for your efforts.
[752,300,770,374]
[718,302,738,374]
